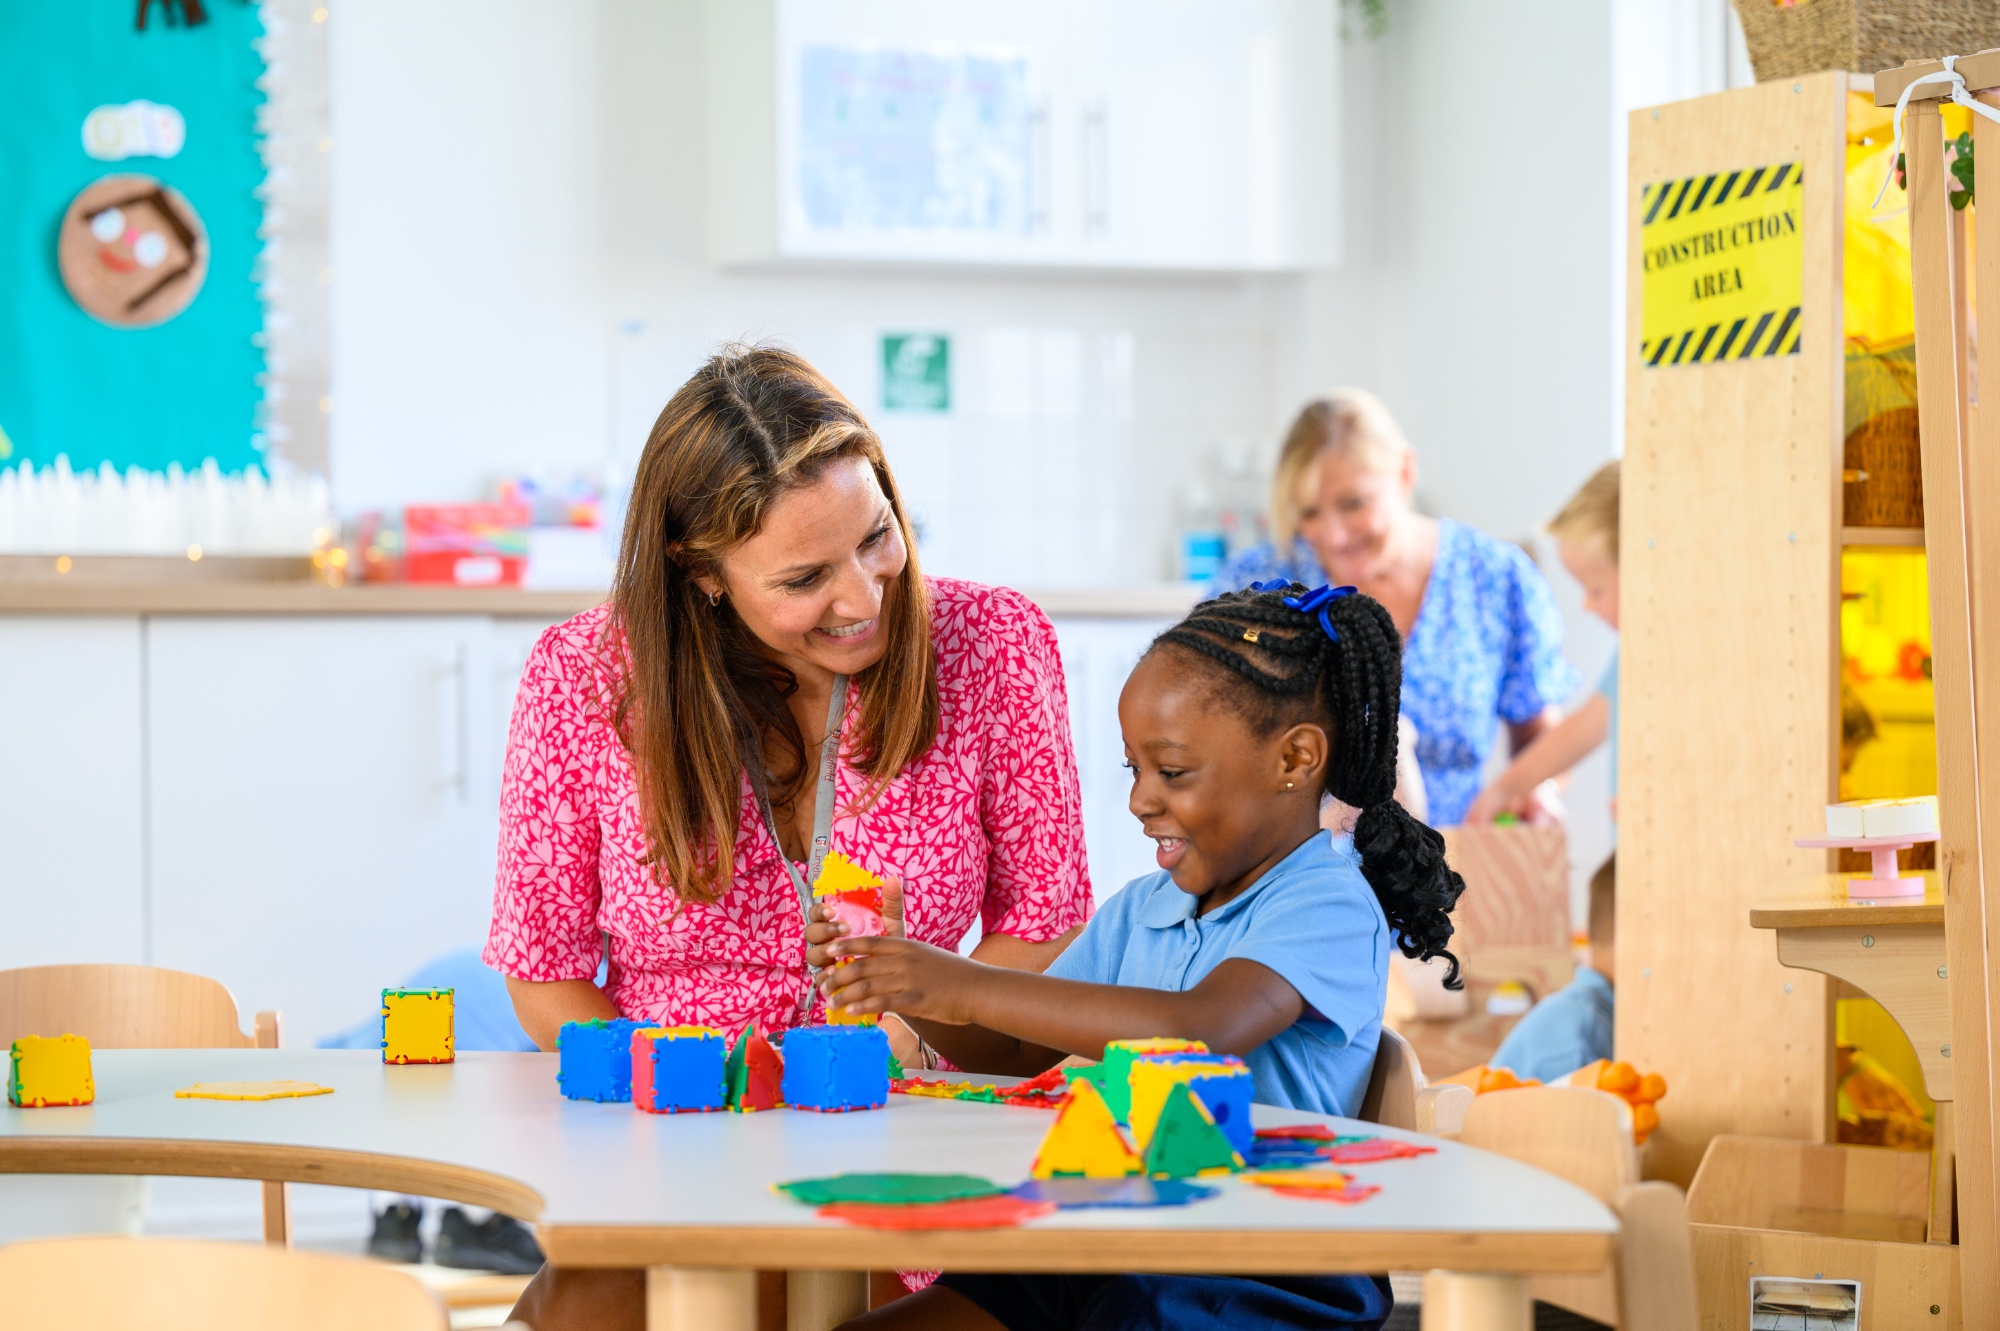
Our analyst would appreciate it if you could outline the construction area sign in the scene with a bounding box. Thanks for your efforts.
[1639,161,1803,367]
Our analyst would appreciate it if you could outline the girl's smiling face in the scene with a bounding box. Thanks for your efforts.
[1118,648,1328,913]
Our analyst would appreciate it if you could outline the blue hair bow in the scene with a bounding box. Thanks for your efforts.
[1282,583,1357,642]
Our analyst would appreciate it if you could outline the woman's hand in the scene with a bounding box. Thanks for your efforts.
[805,875,904,969]
[820,936,982,1026]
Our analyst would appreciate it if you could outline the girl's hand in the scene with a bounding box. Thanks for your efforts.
[1464,782,1513,824]
[821,936,980,1026]
[805,874,904,970]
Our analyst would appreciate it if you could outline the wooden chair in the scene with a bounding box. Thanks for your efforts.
[1357,1024,1472,1136]
[0,964,292,1243]
[0,1236,444,1330]
[1450,1086,1697,1331]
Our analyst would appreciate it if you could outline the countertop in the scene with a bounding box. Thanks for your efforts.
[0,557,1203,619]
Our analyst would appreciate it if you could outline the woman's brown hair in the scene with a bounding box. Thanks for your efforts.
[610,344,939,905]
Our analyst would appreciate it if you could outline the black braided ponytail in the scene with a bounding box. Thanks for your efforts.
[1150,583,1466,988]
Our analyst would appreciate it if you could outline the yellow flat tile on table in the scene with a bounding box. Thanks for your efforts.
[174,1080,334,1101]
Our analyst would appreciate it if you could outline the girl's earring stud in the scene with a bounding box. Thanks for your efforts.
[1285,781,1295,790]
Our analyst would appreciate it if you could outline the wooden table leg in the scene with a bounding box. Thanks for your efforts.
[1933,1101,1959,1244]
[646,1266,756,1331]
[787,1271,867,1330]
[1420,1271,1530,1331]
[259,1180,290,1246]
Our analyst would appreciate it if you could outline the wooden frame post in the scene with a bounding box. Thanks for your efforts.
[1877,49,2000,1326]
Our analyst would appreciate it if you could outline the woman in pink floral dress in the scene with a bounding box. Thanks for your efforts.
[485,343,1092,1065]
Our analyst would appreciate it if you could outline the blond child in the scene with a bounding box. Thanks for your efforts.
[1466,461,1620,823]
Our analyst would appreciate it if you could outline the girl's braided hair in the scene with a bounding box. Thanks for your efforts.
[1151,583,1466,987]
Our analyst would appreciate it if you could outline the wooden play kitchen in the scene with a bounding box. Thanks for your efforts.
[0,1048,1617,1331]
[1625,50,2000,1330]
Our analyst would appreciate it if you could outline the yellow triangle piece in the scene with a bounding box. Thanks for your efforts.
[1030,1076,1140,1178]
[175,1080,334,1101]
[813,851,883,898]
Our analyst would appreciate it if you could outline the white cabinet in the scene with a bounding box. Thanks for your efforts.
[146,617,512,1047]
[0,617,146,968]
[704,0,1339,272]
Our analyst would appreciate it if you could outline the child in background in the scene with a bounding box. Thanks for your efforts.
[813,583,1467,1331]
[1491,855,1615,1083]
[1465,461,1621,824]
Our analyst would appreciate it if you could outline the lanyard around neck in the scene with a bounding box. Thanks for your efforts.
[752,673,850,1015]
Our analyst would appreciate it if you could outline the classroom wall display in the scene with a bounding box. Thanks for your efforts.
[0,1,266,473]
[881,333,951,413]
[1638,161,1805,368]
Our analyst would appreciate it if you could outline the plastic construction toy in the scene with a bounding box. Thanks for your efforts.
[557,1017,649,1102]
[1092,1037,1208,1123]
[725,1025,785,1111]
[1030,1076,1141,1179]
[1141,1082,1246,1179]
[814,852,886,1026]
[632,1025,727,1114]
[381,987,455,1065]
[8,1034,94,1108]
[174,1080,333,1101]
[781,1024,891,1111]
[1127,1055,1254,1154]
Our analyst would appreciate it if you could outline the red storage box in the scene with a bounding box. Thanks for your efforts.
[404,504,530,586]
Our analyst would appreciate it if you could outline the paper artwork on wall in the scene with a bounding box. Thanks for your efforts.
[58,174,208,329]
[83,100,186,160]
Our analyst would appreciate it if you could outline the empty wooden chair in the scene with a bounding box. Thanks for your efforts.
[1357,1024,1472,1136]
[0,1236,444,1331]
[1450,1085,1697,1331]
[0,964,291,1243]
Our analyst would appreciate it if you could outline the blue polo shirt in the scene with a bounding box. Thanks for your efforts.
[1047,833,1390,1117]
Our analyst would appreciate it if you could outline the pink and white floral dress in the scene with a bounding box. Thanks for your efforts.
[482,577,1094,1033]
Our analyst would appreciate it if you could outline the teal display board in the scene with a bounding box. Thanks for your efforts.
[0,2,265,473]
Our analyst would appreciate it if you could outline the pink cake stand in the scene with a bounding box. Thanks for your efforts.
[1794,831,1939,899]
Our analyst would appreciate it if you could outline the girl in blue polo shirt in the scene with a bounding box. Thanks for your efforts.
[815,582,1466,1331]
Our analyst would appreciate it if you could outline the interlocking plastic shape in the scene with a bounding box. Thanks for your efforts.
[632,1025,727,1113]
[557,1017,648,1102]
[381,987,455,1064]
[726,1025,785,1111]
[8,1034,93,1108]
[1127,1055,1254,1153]
[781,1024,891,1111]
[1141,1082,1245,1179]
[814,852,886,1027]
[1030,1077,1141,1179]
[1098,1037,1207,1122]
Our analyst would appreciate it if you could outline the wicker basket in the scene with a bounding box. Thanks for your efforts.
[1731,0,1998,81]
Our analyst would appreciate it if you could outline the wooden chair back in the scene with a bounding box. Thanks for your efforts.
[0,964,289,1243]
[0,1237,445,1330]
[0,964,275,1049]
[1455,1086,1695,1331]
[1358,1025,1422,1129]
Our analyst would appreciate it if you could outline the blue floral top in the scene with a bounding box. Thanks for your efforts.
[1212,519,1579,825]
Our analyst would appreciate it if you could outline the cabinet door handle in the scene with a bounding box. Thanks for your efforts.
[1083,101,1110,237]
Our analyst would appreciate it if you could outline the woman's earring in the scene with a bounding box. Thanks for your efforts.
[709,589,721,608]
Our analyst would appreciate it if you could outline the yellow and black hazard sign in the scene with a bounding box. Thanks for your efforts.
[1639,161,1804,367]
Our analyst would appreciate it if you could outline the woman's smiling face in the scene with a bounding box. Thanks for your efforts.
[1118,649,1326,909]
[1295,446,1417,586]
[702,455,908,681]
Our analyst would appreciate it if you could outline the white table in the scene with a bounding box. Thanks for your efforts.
[0,1050,1616,1329]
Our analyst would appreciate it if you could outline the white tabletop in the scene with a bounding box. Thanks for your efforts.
[0,1050,1615,1274]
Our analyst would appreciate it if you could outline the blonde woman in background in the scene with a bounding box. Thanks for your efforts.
[1214,391,1578,826]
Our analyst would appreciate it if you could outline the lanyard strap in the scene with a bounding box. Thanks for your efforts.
[753,673,850,1016]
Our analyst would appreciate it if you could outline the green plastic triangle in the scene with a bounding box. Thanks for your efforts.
[724,1024,751,1109]
[1142,1083,1245,1179]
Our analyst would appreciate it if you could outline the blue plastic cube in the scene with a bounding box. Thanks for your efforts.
[780,1024,889,1112]
[557,1017,647,1102]
[1185,1067,1255,1154]
[634,1026,727,1113]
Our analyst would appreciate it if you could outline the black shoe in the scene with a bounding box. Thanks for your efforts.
[433,1207,546,1276]
[366,1202,423,1264]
